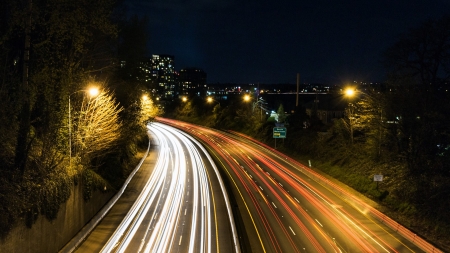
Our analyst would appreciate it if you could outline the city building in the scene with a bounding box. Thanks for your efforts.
[137,54,176,98]
[179,68,207,96]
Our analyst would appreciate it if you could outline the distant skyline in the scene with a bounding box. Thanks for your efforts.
[124,0,449,84]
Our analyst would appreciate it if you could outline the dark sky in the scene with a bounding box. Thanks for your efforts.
[124,0,449,84]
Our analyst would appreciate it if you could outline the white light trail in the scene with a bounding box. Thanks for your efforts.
[100,123,239,253]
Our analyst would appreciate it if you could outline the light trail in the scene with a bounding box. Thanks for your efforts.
[100,123,239,253]
[157,117,436,253]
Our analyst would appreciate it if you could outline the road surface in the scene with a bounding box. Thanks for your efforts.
[158,117,441,253]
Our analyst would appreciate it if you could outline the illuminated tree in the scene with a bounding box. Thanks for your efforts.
[140,95,162,126]
[74,89,122,166]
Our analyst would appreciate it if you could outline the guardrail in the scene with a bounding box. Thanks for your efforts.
[59,132,152,253]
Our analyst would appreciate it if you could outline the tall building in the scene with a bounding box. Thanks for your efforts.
[138,54,177,98]
[149,54,176,98]
[179,68,207,96]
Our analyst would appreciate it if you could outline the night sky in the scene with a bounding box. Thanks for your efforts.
[124,0,449,84]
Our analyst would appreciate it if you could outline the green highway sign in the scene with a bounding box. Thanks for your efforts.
[273,127,287,138]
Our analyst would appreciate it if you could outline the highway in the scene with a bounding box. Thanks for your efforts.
[158,118,441,253]
[75,123,239,253]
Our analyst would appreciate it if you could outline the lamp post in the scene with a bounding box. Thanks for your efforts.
[344,88,383,150]
[68,87,99,169]
[344,88,356,145]
[244,94,268,121]
[207,96,221,106]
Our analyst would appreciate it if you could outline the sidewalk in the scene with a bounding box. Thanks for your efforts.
[60,137,159,253]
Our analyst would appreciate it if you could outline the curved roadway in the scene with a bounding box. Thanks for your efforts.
[158,117,441,253]
[75,123,239,253]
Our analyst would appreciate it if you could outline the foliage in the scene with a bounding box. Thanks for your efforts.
[74,89,123,166]
[276,104,286,123]
[383,15,450,87]
[0,0,154,238]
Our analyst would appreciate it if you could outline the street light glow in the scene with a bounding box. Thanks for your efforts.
[244,94,250,101]
[207,97,213,103]
[143,94,149,101]
[88,87,99,97]
[182,96,187,102]
[345,88,355,97]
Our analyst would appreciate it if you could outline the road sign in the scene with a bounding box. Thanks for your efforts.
[374,174,383,182]
[273,127,287,138]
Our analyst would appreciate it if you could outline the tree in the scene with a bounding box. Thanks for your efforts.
[140,95,162,126]
[383,15,450,222]
[277,104,286,124]
[384,15,450,88]
[74,89,123,167]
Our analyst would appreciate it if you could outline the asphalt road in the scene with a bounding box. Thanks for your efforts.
[158,117,439,253]
[73,123,238,253]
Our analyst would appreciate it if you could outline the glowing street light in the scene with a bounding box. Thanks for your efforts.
[89,87,100,97]
[68,86,99,170]
[345,88,355,97]
[206,96,221,108]
[182,96,187,102]
[243,94,250,102]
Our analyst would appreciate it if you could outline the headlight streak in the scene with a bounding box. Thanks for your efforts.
[100,122,237,253]
[180,128,241,253]
[101,126,171,252]
[156,124,208,253]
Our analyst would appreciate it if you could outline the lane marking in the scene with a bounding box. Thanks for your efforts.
[315,219,323,227]
[289,226,296,235]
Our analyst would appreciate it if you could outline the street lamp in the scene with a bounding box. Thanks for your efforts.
[243,95,268,120]
[344,88,356,144]
[207,96,220,106]
[68,87,99,169]
[345,88,355,97]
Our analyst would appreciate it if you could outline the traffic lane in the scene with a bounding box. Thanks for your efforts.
[189,127,330,252]
[207,131,412,250]
[193,140,236,253]
[225,145,333,252]
[181,127,341,251]
[160,124,239,253]
[235,153,339,252]
[243,140,424,252]
[242,149,378,252]
[205,142,279,253]
[157,119,428,253]
[260,148,424,252]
